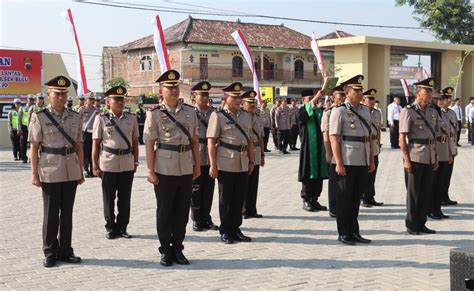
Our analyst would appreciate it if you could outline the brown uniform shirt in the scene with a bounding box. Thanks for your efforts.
[262,108,271,128]
[289,106,298,127]
[28,106,83,183]
[370,108,382,156]
[207,107,252,172]
[78,105,100,133]
[436,109,452,162]
[329,103,371,166]
[195,106,214,166]
[251,109,264,166]
[144,102,198,176]
[445,108,458,156]
[399,102,439,165]
[92,111,139,172]
[275,106,291,130]
[321,106,333,133]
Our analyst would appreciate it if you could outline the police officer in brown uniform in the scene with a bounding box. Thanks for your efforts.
[428,88,453,219]
[144,70,200,266]
[190,81,219,232]
[78,92,99,178]
[207,82,254,244]
[92,86,139,239]
[321,84,345,217]
[242,90,265,219]
[275,98,291,154]
[261,101,271,152]
[440,87,459,206]
[270,98,281,149]
[399,77,439,235]
[289,98,300,150]
[28,76,84,267]
[329,75,375,245]
[361,89,384,207]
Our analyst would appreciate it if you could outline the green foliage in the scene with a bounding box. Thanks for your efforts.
[105,77,130,90]
[396,0,473,44]
[143,92,159,104]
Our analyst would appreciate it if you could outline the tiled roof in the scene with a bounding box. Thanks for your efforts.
[317,30,354,40]
[120,17,313,51]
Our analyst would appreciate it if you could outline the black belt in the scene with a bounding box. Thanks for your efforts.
[103,145,132,155]
[41,146,76,156]
[436,136,448,143]
[219,141,248,152]
[199,138,207,144]
[157,143,191,153]
[409,138,433,145]
[342,136,370,143]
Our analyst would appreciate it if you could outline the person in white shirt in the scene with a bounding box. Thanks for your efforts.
[465,97,474,142]
[387,96,402,148]
[449,98,463,145]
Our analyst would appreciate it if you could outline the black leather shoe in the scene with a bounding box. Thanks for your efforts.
[253,213,263,218]
[407,228,421,235]
[370,200,384,206]
[106,231,116,239]
[205,221,219,230]
[220,233,234,244]
[264,149,271,152]
[192,222,204,231]
[57,254,81,264]
[338,235,355,245]
[352,233,371,243]
[361,201,373,208]
[174,250,190,265]
[445,199,458,205]
[419,226,436,234]
[312,201,328,211]
[43,256,56,268]
[441,201,448,206]
[119,230,132,238]
[234,231,251,242]
[303,201,317,212]
[282,150,290,154]
[160,252,173,267]
[428,213,443,220]
[329,211,337,218]
[243,214,251,219]
[437,212,450,219]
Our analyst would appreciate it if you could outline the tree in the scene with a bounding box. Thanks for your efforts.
[105,77,130,90]
[396,0,473,44]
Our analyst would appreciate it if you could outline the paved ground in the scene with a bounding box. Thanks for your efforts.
[0,131,473,290]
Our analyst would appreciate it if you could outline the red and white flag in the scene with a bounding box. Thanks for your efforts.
[311,33,325,80]
[60,9,88,96]
[231,28,262,104]
[152,15,170,74]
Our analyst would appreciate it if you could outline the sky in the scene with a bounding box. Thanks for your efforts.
[0,0,438,91]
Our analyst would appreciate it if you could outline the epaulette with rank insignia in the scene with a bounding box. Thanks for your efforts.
[182,103,194,109]
[149,104,161,111]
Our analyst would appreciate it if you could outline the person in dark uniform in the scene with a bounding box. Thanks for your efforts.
[136,101,146,145]
[190,81,219,232]
[242,90,265,219]
[361,89,384,207]
[18,94,35,163]
[329,75,375,245]
[78,92,99,178]
[28,76,84,267]
[321,84,345,217]
[298,89,329,212]
[144,70,201,266]
[261,101,271,152]
[399,77,439,235]
[428,88,452,220]
[207,82,254,245]
[92,86,139,239]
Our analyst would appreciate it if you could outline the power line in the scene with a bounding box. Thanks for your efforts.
[77,0,422,30]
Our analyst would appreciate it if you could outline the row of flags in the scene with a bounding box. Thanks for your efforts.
[60,9,430,102]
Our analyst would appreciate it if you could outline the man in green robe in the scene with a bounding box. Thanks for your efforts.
[298,89,329,212]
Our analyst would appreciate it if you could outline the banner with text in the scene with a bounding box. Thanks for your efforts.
[0,49,42,97]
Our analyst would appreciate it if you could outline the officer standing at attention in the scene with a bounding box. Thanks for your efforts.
[329,75,375,245]
[144,69,200,266]
[92,86,139,239]
[72,95,85,111]
[275,98,291,154]
[136,101,146,145]
[28,75,84,267]
[399,77,439,235]
[18,94,35,163]
[270,98,281,150]
[78,92,99,178]
[361,89,384,207]
[440,87,458,206]
[28,93,47,125]
[261,101,271,152]
[8,99,22,161]
[428,89,452,220]
[207,82,254,245]
[190,81,219,232]
[66,96,74,111]
[289,98,300,150]
[321,84,345,217]
[242,90,265,219]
